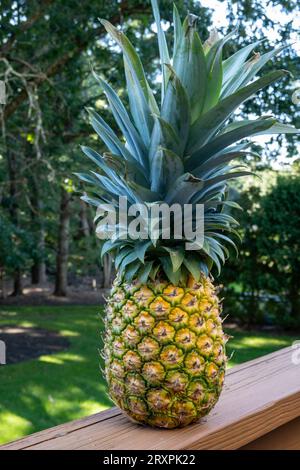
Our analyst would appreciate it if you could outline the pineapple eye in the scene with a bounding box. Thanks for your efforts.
[110,359,125,379]
[138,338,160,360]
[205,362,219,382]
[172,401,197,426]
[197,335,213,356]
[133,288,154,306]
[168,308,189,326]
[147,389,171,411]
[165,371,188,392]
[113,290,125,303]
[123,351,142,371]
[150,297,171,317]
[134,311,155,332]
[125,373,146,394]
[187,382,205,403]
[142,362,165,385]
[163,286,185,301]
[127,397,147,417]
[175,328,196,350]
[113,340,126,358]
[153,321,175,343]
[122,301,138,320]
[110,379,125,399]
[185,351,205,376]
[182,293,198,310]
[122,325,140,346]
[160,345,183,368]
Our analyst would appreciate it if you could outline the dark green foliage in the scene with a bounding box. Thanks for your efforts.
[0,0,207,290]
[0,0,299,299]
[0,213,35,275]
[222,174,300,328]
[257,176,300,325]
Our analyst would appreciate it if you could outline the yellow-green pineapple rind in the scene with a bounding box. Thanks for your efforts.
[103,275,226,429]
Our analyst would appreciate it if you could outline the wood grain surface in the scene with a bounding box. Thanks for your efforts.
[1,346,300,450]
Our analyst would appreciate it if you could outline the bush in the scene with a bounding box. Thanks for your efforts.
[0,214,35,277]
[221,174,300,328]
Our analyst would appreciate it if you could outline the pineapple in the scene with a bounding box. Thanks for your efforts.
[77,0,299,428]
[106,274,225,428]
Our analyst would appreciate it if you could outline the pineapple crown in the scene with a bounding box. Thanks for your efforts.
[77,0,299,285]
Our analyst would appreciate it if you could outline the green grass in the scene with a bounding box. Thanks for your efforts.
[0,305,298,445]
[226,329,298,365]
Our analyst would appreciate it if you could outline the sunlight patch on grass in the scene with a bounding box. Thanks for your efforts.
[57,352,86,362]
[227,361,235,369]
[40,393,108,420]
[231,336,292,348]
[59,330,80,337]
[38,352,86,364]
[39,356,65,365]
[225,329,296,367]
[16,321,36,328]
[79,400,108,416]
[0,411,33,444]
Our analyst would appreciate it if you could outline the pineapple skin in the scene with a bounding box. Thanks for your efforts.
[103,275,226,429]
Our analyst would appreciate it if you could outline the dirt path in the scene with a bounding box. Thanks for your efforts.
[0,325,70,364]
[0,283,110,306]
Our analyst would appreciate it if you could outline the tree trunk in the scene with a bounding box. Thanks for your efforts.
[103,254,112,288]
[7,147,24,296]
[0,269,6,299]
[31,264,39,284]
[26,147,47,285]
[54,187,71,297]
[12,269,23,296]
[38,253,47,284]
[79,198,90,237]
[289,276,300,319]
[31,227,47,284]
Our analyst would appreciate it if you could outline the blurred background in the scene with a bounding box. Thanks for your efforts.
[0,0,299,444]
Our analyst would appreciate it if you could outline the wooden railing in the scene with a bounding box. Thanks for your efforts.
[1,346,300,450]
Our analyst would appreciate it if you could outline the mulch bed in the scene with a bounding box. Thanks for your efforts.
[0,325,70,364]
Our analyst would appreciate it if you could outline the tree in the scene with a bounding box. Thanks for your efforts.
[256,175,300,323]
[0,212,35,297]
[0,0,298,297]
[1,0,207,295]
[54,185,72,296]
[221,172,300,327]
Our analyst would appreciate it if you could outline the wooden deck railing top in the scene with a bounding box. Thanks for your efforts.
[1,345,300,450]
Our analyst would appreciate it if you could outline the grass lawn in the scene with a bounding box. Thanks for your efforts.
[0,305,298,445]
